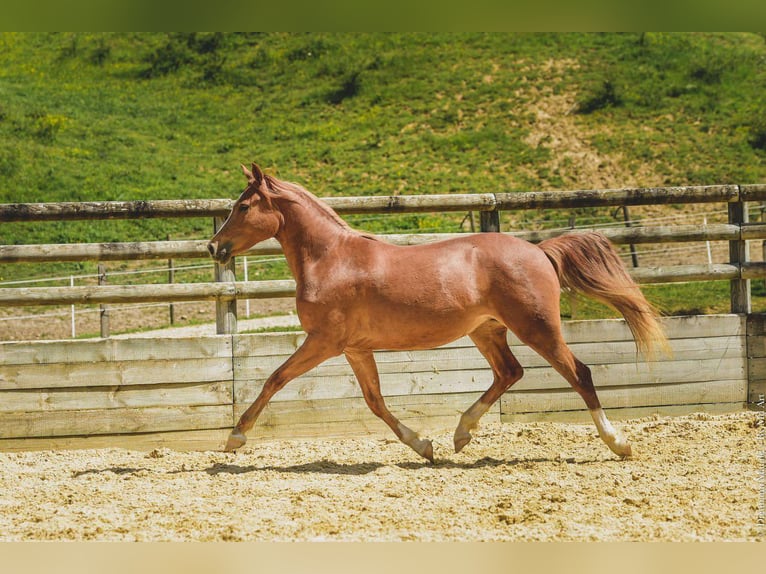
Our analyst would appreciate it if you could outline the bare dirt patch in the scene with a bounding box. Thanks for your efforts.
[0,411,761,542]
[519,58,662,192]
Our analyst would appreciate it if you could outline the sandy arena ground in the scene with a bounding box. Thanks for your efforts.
[0,411,763,542]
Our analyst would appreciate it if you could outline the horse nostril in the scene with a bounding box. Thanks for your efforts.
[207,242,217,257]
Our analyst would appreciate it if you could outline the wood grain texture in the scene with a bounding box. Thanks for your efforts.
[0,314,754,449]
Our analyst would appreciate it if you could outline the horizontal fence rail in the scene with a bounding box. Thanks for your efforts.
[5,224,766,263]
[2,183,766,314]
[0,280,297,306]
[3,184,766,222]
[3,264,766,307]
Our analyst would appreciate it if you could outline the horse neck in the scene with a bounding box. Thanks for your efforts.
[272,185,355,276]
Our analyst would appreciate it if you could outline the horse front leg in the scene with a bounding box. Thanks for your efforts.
[455,320,524,453]
[225,334,340,452]
[345,350,434,463]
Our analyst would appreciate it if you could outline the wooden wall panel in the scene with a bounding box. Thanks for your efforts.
[0,315,753,451]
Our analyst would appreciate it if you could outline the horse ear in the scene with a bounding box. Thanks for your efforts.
[241,164,253,181]
[251,163,265,187]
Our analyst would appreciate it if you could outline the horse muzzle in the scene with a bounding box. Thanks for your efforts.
[207,241,231,264]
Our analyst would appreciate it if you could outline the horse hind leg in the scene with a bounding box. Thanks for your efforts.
[519,325,632,458]
[455,320,524,453]
[345,350,434,463]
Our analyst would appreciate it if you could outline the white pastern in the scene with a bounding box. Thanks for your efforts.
[589,408,632,457]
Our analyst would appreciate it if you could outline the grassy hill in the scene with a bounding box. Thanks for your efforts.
[1,32,766,318]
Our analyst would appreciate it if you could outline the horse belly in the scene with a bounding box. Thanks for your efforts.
[347,301,490,351]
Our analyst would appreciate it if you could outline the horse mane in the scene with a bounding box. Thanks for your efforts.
[264,173,379,240]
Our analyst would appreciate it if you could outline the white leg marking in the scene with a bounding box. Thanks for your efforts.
[397,422,434,462]
[589,408,632,457]
[454,400,490,453]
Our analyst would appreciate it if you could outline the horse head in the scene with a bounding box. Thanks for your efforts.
[208,163,283,265]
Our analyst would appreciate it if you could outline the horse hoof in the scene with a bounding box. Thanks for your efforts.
[421,440,434,464]
[618,442,633,459]
[224,430,247,452]
[609,439,632,459]
[454,432,472,454]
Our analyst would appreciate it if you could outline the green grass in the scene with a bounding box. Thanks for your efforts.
[561,281,760,321]
[2,32,766,318]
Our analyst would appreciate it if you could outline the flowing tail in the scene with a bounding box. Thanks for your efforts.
[539,231,670,360]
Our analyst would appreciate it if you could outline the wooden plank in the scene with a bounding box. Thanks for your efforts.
[630,264,739,284]
[743,357,766,383]
[746,313,766,405]
[231,315,745,360]
[0,186,744,224]
[502,403,746,424]
[326,193,497,214]
[0,199,232,221]
[517,224,740,245]
[0,240,214,263]
[0,358,233,390]
[234,368,490,403]
[234,392,493,440]
[747,313,766,338]
[494,185,739,210]
[511,357,746,391]
[558,314,744,343]
[740,184,766,202]
[0,238,285,263]
[249,416,458,441]
[0,404,232,439]
[1,336,232,365]
[0,381,232,412]
[747,335,766,359]
[235,316,743,357]
[501,379,747,415]
[234,357,746,403]
[236,392,488,425]
[741,223,766,240]
[233,335,744,382]
[0,280,297,307]
[8,223,766,264]
[0,428,231,453]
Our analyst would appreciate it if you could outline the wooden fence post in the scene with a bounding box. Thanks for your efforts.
[620,205,639,268]
[728,199,751,314]
[213,217,237,335]
[98,263,109,338]
[479,209,500,233]
[167,233,175,325]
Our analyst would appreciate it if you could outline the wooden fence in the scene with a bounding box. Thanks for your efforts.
[0,314,754,452]
[2,184,766,451]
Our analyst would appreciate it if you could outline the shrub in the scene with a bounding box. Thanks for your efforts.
[141,38,193,78]
[90,39,111,66]
[575,79,623,114]
[326,71,361,105]
[186,32,224,55]
[749,116,766,152]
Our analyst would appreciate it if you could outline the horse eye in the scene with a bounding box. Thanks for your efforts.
[239,203,250,212]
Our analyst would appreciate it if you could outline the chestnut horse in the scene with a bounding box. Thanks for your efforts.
[209,163,667,462]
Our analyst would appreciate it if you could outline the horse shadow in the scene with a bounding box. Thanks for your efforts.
[204,459,385,476]
[203,454,614,476]
[72,466,146,478]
